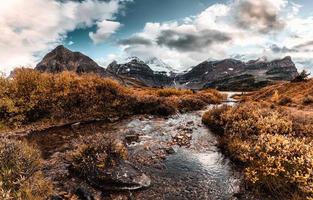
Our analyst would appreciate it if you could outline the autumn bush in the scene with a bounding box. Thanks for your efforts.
[156,87,193,97]
[0,68,224,128]
[69,135,128,183]
[246,78,313,107]
[202,102,313,199]
[202,105,231,133]
[0,138,53,200]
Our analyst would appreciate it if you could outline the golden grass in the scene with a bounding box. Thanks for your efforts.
[245,78,313,107]
[0,139,53,199]
[0,68,224,129]
[202,100,313,199]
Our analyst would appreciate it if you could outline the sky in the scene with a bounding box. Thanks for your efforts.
[1,0,313,75]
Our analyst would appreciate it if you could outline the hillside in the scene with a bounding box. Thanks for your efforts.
[244,78,313,107]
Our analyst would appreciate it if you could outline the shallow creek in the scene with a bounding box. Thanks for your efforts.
[25,92,251,200]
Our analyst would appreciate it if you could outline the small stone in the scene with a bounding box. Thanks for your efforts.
[187,121,194,126]
[51,195,64,200]
[165,147,176,154]
[75,188,94,200]
[71,122,80,130]
[125,134,139,144]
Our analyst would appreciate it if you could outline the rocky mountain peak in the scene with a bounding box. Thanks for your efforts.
[35,45,106,75]
[35,46,299,91]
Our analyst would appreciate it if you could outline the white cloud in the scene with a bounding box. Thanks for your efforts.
[89,20,121,44]
[117,0,313,73]
[0,0,123,75]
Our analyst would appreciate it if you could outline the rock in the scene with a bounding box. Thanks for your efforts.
[172,133,192,147]
[71,160,151,191]
[75,188,94,200]
[125,134,139,144]
[165,147,176,154]
[51,195,64,200]
[186,121,194,126]
[35,45,106,75]
[71,122,80,130]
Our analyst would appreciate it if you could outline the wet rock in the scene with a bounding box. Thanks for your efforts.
[71,160,151,191]
[172,133,192,147]
[71,122,81,131]
[51,195,64,200]
[125,134,139,145]
[187,121,194,126]
[75,188,94,200]
[165,147,176,154]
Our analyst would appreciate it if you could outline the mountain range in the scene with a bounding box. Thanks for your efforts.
[35,45,299,91]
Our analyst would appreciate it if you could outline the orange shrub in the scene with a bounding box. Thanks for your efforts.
[156,88,193,97]
[202,102,313,199]
[0,68,224,128]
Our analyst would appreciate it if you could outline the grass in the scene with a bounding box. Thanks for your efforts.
[244,78,313,107]
[0,68,224,129]
[202,81,313,199]
[0,138,53,200]
[0,68,225,199]
[69,134,128,183]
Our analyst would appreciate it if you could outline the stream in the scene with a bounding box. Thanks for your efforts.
[25,92,251,200]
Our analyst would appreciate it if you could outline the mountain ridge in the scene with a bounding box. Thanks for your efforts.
[35,46,299,91]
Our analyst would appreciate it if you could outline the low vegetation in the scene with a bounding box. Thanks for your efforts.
[0,68,224,129]
[70,134,128,179]
[0,69,224,199]
[244,78,313,107]
[203,79,313,199]
[0,138,53,200]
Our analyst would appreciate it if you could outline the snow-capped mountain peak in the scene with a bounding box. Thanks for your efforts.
[144,57,176,74]
[124,56,145,64]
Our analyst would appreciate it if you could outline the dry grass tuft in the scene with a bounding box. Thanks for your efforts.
[69,135,128,184]
[0,138,53,200]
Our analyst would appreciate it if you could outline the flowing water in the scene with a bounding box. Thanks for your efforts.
[26,92,248,200]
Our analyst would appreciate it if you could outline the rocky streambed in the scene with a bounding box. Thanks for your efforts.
[24,93,253,200]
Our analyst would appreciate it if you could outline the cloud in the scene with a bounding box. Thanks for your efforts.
[156,29,231,52]
[89,20,121,44]
[0,0,124,75]
[115,0,313,73]
[270,44,297,53]
[232,0,287,33]
[118,36,153,46]
[293,41,313,49]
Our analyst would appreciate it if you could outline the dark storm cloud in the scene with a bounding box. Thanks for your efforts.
[234,0,285,33]
[119,36,153,46]
[156,29,231,52]
[270,44,298,53]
